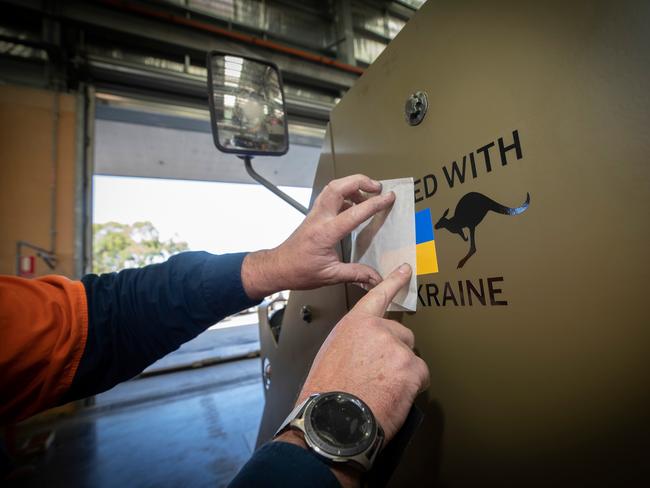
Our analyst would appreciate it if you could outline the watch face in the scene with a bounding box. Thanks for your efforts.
[304,392,376,457]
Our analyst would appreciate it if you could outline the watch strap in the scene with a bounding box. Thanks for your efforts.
[274,394,314,438]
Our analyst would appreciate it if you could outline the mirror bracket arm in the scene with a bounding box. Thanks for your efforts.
[242,156,309,215]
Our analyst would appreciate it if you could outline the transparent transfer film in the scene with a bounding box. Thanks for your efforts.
[350,177,417,312]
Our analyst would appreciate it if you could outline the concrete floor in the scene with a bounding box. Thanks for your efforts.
[8,358,265,487]
[143,321,260,375]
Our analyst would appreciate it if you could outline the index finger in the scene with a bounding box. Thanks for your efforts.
[316,174,381,213]
[353,263,412,316]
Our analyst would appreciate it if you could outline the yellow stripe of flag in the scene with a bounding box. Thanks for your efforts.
[416,240,439,275]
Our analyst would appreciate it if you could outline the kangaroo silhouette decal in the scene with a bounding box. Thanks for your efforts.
[434,192,530,269]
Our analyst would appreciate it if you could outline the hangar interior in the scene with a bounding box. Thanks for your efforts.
[3,1,649,487]
[0,0,423,486]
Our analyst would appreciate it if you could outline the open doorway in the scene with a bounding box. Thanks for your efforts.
[91,91,322,397]
[92,176,311,375]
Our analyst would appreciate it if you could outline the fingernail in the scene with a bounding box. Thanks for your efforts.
[385,191,396,200]
[370,178,380,187]
[398,263,411,274]
[368,277,378,287]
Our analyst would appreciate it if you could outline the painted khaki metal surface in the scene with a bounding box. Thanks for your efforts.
[258,1,650,486]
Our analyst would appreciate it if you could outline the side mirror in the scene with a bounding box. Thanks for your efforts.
[206,51,307,214]
[207,51,289,156]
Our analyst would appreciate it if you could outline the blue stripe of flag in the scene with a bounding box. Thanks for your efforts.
[415,208,434,244]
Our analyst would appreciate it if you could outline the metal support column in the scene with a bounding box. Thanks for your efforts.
[333,0,356,67]
[74,84,96,278]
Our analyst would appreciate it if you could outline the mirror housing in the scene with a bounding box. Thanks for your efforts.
[207,51,289,156]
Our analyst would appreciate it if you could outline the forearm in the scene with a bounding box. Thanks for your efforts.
[241,248,284,300]
[63,251,260,402]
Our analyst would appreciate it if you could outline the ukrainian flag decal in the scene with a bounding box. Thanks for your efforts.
[415,208,439,275]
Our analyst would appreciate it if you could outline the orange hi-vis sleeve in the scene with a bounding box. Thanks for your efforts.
[0,275,88,424]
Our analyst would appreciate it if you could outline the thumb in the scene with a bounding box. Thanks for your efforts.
[330,262,382,287]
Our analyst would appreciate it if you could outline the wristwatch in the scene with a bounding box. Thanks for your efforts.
[274,391,384,472]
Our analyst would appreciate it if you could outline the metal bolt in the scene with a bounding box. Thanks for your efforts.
[404,91,428,126]
[301,305,313,324]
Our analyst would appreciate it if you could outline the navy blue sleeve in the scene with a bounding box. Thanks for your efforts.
[61,251,260,401]
[229,442,341,488]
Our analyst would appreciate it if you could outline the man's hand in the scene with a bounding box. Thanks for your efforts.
[296,263,430,442]
[241,174,395,300]
[276,263,429,487]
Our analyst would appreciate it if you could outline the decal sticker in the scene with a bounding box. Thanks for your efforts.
[411,128,531,307]
[415,208,439,275]
[435,192,530,269]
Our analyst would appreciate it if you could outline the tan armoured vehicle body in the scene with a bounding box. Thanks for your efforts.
[256,1,650,485]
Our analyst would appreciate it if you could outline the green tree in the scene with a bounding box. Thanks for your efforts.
[93,221,189,274]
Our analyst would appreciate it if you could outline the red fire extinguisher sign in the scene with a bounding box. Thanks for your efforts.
[19,255,35,277]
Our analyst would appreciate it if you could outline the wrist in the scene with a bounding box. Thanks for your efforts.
[241,249,283,300]
[274,430,361,488]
